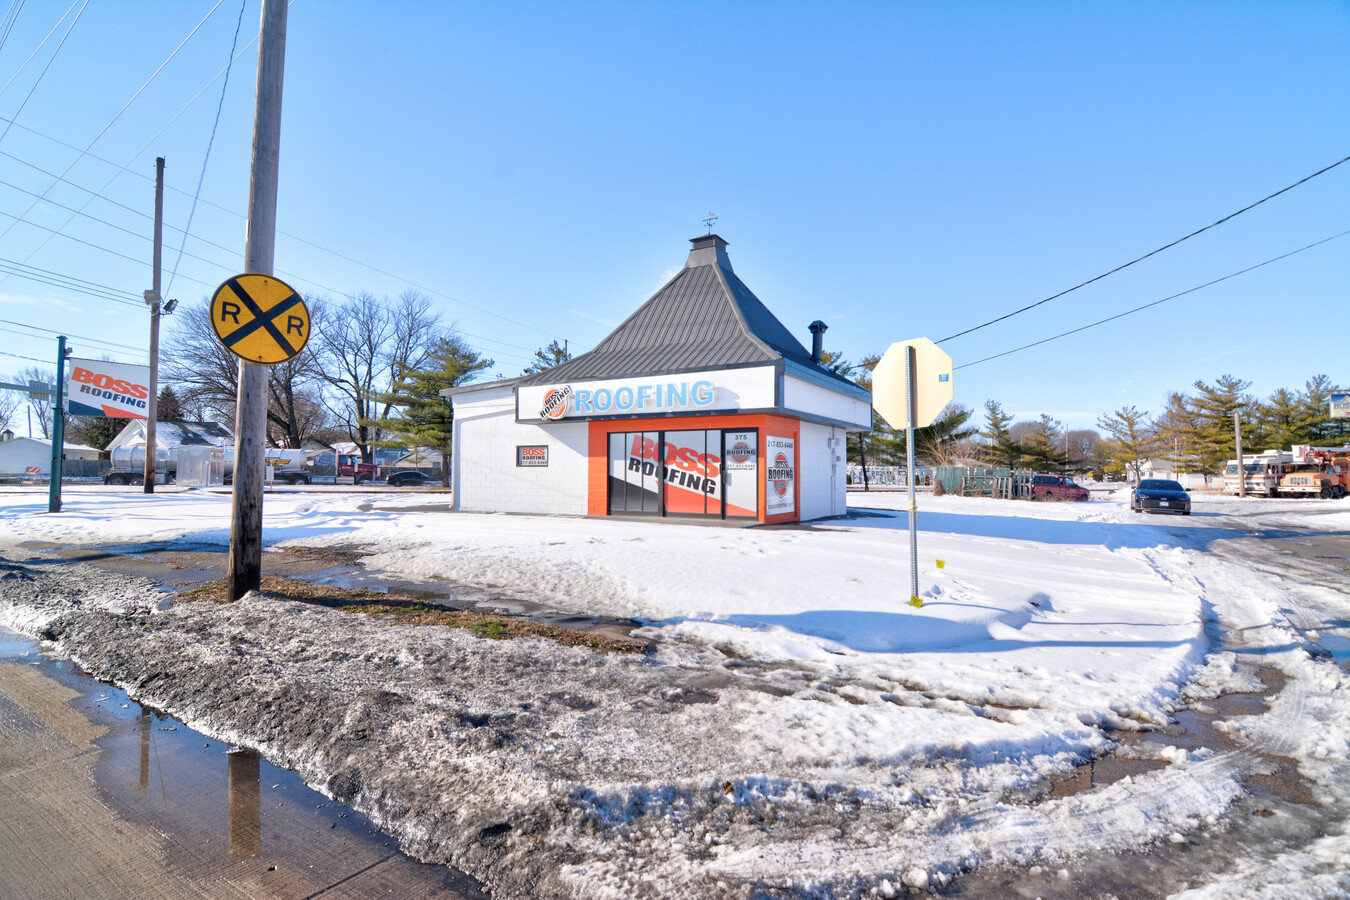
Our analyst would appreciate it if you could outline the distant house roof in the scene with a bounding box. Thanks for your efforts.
[452,235,854,396]
[108,419,235,452]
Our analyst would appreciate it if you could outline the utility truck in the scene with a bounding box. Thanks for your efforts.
[1222,449,1291,497]
[103,446,312,486]
[1277,445,1350,499]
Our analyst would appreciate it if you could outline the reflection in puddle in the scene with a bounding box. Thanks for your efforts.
[228,749,262,859]
[1,627,487,899]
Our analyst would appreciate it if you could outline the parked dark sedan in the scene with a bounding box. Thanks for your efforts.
[1131,479,1191,515]
[385,470,434,487]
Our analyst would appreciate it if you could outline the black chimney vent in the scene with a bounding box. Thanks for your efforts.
[808,320,828,363]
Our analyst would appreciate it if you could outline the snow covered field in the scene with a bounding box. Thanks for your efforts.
[1,487,1347,897]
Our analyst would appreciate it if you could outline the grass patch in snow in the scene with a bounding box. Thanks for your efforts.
[175,576,647,653]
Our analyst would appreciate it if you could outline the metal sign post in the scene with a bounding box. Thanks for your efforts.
[872,337,955,611]
[905,344,920,607]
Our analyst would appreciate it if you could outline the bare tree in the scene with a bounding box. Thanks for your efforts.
[0,379,20,433]
[15,366,55,438]
[163,297,329,445]
[315,290,443,462]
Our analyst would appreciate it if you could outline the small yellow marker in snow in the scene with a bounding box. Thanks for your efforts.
[909,595,924,609]
[935,559,945,569]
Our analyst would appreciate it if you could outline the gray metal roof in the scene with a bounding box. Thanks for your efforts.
[517,235,857,388]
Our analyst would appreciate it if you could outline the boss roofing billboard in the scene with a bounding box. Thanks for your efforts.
[65,358,152,419]
[1331,392,1350,419]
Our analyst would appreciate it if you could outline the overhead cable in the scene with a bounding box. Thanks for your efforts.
[0,0,72,99]
[0,207,215,289]
[0,0,226,244]
[0,316,146,352]
[166,0,246,296]
[939,155,1350,343]
[956,228,1350,370]
[0,0,25,58]
[0,0,87,145]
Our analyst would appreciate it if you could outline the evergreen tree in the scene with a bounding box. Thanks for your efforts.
[376,336,492,486]
[1097,406,1154,481]
[65,415,127,452]
[156,386,185,421]
[523,340,572,375]
[980,400,1022,469]
[915,403,977,465]
[1189,375,1253,475]
[1253,387,1301,451]
[1297,374,1349,445]
[845,354,903,489]
[1154,392,1209,476]
[1022,414,1065,473]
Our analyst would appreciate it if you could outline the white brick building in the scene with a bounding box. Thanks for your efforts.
[444,235,872,524]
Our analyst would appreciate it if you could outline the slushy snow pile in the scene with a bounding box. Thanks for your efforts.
[0,486,1347,898]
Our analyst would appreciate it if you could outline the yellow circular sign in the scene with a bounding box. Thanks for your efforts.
[209,273,310,365]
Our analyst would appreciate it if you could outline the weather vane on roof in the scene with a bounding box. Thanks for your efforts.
[703,212,718,234]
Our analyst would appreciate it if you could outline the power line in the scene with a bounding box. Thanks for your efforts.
[0,0,87,145]
[0,348,46,363]
[0,0,25,59]
[956,228,1350,370]
[0,0,72,100]
[0,254,143,305]
[0,317,146,352]
[167,0,247,296]
[0,0,226,245]
[938,155,1350,343]
[0,175,235,274]
[0,206,216,290]
[0,151,241,260]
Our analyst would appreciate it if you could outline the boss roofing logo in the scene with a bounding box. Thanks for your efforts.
[729,441,754,464]
[768,451,793,498]
[540,385,573,420]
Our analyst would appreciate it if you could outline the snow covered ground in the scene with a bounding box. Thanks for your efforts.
[1,486,1347,897]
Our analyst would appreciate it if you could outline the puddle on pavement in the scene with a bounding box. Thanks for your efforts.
[1047,668,1307,805]
[0,627,488,899]
[1313,633,1350,669]
[951,667,1329,899]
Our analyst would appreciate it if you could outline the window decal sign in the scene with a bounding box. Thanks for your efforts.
[517,445,549,467]
[765,435,795,516]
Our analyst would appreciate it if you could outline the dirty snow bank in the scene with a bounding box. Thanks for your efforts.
[0,489,1346,896]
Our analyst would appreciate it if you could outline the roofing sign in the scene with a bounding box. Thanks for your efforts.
[65,358,151,419]
[765,435,795,516]
[517,365,777,422]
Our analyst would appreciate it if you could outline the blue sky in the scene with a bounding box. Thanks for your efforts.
[0,0,1345,433]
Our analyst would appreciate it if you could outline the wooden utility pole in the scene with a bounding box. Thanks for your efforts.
[1234,411,1245,498]
[143,157,164,493]
[228,0,287,601]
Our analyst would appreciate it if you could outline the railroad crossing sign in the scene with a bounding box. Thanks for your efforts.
[210,273,310,365]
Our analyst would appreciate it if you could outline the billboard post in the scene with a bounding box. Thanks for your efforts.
[48,336,67,513]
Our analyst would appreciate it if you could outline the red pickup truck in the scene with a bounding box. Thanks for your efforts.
[1030,474,1090,501]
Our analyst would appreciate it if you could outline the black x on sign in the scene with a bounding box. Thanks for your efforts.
[210,273,310,365]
